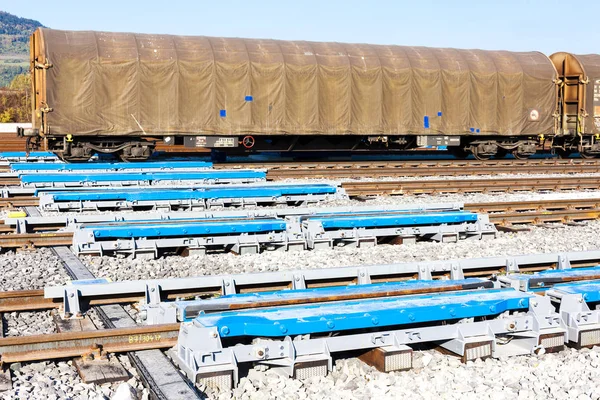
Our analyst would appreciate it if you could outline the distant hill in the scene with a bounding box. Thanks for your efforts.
[0,11,45,86]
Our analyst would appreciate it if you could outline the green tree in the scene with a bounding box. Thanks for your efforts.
[8,73,30,90]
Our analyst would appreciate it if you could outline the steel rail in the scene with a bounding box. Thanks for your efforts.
[465,198,600,213]
[215,159,600,170]
[265,164,600,179]
[0,323,180,363]
[0,198,40,209]
[341,176,600,196]
[2,198,600,241]
[0,289,58,312]
[0,178,23,186]
[0,232,73,249]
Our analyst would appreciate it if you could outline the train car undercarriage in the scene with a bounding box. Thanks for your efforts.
[19,131,600,162]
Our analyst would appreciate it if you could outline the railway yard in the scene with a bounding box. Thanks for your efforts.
[2,153,600,400]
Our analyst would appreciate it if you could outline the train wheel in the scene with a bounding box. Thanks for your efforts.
[118,143,154,162]
[511,150,531,160]
[472,148,492,160]
[59,154,93,163]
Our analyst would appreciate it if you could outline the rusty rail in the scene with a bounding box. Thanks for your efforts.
[211,158,600,179]
[0,232,73,249]
[0,198,39,209]
[0,290,58,312]
[216,158,600,170]
[0,323,180,363]
[267,163,600,179]
[341,176,600,196]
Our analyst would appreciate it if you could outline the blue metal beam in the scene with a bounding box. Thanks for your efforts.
[88,218,287,239]
[551,281,600,302]
[309,211,478,228]
[173,278,493,320]
[44,184,337,202]
[11,161,212,172]
[20,169,266,184]
[503,266,600,291]
[194,289,531,337]
[0,151,56,158]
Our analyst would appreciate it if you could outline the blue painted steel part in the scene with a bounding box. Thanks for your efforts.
[11,161,212,172]
[506,266,600,291]
[87,218,286,239]
[535,266,600,277]
[194,289,532,337]
[174,278,492,320]
[20,170,265,184]
[0,151,56,158]
[45,184,337,202]
[551,282,600,302]
[309,211,478,228]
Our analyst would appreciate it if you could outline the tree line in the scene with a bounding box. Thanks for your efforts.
[0,73,30,123]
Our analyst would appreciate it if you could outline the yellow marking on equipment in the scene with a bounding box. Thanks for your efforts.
[128,334,162,344]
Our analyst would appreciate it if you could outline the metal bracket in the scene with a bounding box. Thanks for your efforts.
[557,254,571,270]
[449,262,464,280]
[221,277,237,295]
[145,283,161,305]
[34,61,53,70]
[292,274,306,290]
[357,267,371,285]
[417,264,432,280]
[505,258,520,274]
[62,287,82,319]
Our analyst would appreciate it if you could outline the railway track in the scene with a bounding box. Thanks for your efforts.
[1,158,600,180]
[212,158,600,179]
[342,176,600,196]
[2,249,600,367]
[1,198,600,249]
[42,209,199,399]
[1,176,600,205]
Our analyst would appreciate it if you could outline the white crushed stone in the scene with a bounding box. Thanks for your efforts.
[3,311,56,337]
[0,250,147,399]
[218,349,600,400]
[0,249,68,290]
[1,357,147,400]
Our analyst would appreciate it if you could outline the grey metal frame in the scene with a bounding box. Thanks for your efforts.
[38,193,344,212]
[172,297,564,389]
[44,249,600,320]
[6,203,464,233]
[70,214,496,258]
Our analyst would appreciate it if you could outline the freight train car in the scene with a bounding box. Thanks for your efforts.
[17,28,600,161]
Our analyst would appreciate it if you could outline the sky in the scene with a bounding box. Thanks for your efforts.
[3,0,600,55]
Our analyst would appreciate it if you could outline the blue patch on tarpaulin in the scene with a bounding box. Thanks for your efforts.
[220,110,227,117]
[424,116,430,129]
[245,96,253,102]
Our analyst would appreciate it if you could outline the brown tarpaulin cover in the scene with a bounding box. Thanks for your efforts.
[574,54,600,134]
[37,28,557,137]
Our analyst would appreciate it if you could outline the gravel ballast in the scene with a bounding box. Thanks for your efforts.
[221,348,600,400]
[0,249,146,399]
